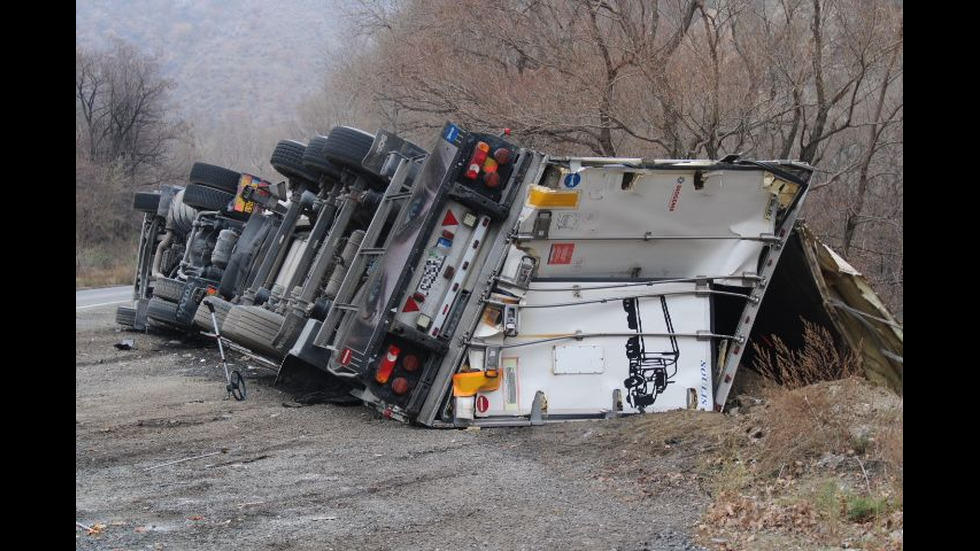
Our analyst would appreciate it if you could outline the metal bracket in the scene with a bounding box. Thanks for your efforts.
[485,346,501,372]
[529,391,547,425]
[695,276,710,297]
[515,256,536,288]
[532,210,552,239]
[604,389,623,419]
[503,304,519,337]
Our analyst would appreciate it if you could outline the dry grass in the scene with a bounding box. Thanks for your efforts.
[76,264,134,289]
[698,377,903,550]
[760,383,851,476]
[76,243,136,289]
[752,320,862,389]
[761,378,903,476]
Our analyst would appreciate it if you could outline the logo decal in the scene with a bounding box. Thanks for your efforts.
[547,243,575,265]
[622,296,679,411]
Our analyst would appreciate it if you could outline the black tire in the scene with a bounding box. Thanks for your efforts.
[115,305,137,327]
[223,306,286,356]
[302,135,342,181]
[189,162,241,193]
[321,126,375,170]
[146,297,180,326]
[169,189,198,236]
[182,183,235,211]
[152,277,186,302]
[133,192,161,213]
[194,296,233,332]
[271,140,319,185]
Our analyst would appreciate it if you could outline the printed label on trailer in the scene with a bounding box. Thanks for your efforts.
[547,243,575,265]
[699,360,711,409]
[417,252,447,296]
[503,357,519,412]
[668,179,684,212]
[555,212,579,231]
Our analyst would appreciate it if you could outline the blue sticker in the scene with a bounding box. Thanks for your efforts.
[564,173,581,188]
[443,124,460,144]
[436,237,453,249]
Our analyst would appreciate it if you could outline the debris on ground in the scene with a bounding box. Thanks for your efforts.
[76,521,106,535]
[113,339,135,350]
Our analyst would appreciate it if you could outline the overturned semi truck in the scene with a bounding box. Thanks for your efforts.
[298,124,811,426]
[120,122,903,427]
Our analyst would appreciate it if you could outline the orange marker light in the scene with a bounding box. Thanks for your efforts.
[375,344,400,384]
[465,142,491,179]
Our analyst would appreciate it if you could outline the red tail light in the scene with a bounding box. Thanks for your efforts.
[402,354,420,373]
[391,377,410,395]
[465,142,491,179]
[484,172,500,188]
[375,344,400,384]
[493,148,511,165]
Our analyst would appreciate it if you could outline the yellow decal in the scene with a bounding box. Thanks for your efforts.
[233,174,263,214]
[527,185,580,209]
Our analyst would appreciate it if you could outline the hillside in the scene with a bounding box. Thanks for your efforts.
[76,0,346,165]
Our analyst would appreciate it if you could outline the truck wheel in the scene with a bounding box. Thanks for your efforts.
[321,126,374,168]
[189,162,242,193]
[115,305,137,327]
[168,189,198,236]
[133,192,161,213]
[193,297,232,332]
[223,306,286,355]
[182,183,235,212]
[146,297,180,326]
[271,140,319,185]
[302,135,342,182]
[322,126,386,190]
[152,277,186,302]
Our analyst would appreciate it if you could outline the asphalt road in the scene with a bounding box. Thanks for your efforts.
[76,286,132,310]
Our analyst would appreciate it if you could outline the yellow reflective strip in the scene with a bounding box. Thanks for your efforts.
[527,185,580,209]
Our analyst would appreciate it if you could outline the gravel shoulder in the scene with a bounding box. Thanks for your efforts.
[76,305,709,550]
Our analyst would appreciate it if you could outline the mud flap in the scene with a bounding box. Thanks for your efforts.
[278,319,334,384]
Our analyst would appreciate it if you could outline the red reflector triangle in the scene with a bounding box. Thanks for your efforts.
[403,297,420,312]
[442,210,459,226]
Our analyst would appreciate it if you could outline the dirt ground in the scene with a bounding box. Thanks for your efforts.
[76,305,712,550]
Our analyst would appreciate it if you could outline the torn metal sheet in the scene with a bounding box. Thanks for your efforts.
[744,222,903,395]
[798,223,903,394]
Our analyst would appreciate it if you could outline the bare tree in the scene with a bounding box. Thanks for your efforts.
[76,39,192,278]
[312,0,902,315]
[76,40,183,176]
